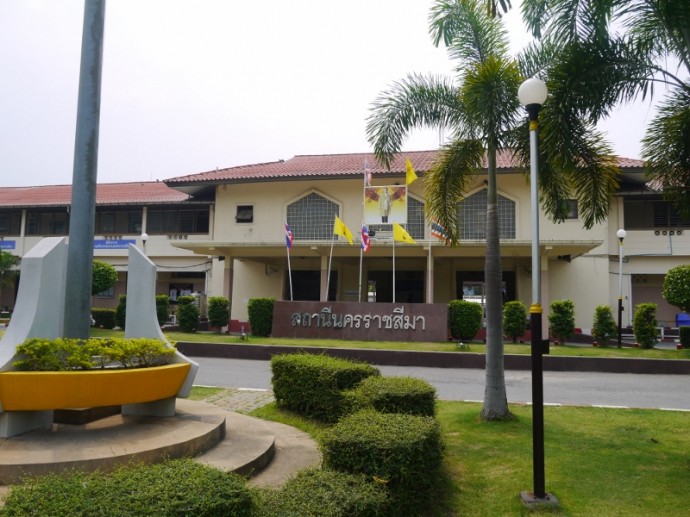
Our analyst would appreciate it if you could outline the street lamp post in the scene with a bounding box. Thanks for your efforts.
[617,229,627,348]
[141,232,149,255]
[518,77,557,508]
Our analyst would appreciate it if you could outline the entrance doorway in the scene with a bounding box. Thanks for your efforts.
[368,270,424,303]
[287,270,337,301]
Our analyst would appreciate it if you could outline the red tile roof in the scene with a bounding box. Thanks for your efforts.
[165,149,644,186]
[0,181,191,208]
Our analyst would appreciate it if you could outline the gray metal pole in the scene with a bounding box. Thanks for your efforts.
[64,0,106,338]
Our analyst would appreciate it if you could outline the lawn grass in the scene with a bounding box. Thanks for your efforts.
[251,400,690,516]
[84,327,690,360]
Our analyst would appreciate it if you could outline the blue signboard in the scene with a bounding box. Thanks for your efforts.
[0,241,16,250]
[94,239,136,250]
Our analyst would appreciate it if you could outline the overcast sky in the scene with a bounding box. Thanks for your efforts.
[1,0,658,188]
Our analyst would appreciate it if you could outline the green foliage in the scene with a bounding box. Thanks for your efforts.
[91,260,118,296]
[321,409,444,516]
[12,338,175,371]
[255,468,389,517]
[633,303,658,349]
[91,308,116,329]
[679,327,690,349]
[591,305,617,347]
[247,298,274,337]
[1,459,253,516]
[176,295,200,332]
[448,300,483,340]
[549,299,576,343]
[503,300,527,343]
[156,294,170,326]
[207,296,230,330]
[271,353,380,423]
[115,294,127,329]
[662,265,690,313]
[343,376,437,417]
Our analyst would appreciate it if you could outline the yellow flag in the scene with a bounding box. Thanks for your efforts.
[393,223,416,244]
[405,158,418,186]
[334,216,354,245]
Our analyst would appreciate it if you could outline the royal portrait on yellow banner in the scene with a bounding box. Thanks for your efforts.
[363,186,407,225]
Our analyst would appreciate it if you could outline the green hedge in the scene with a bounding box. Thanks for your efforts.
[13,338,175,371]
[448,300,483,340]
[247,298,274,337]
[176,295,200,332]
[321,409,444,516]
[207,296,230,330]
[91,308,116,329]
[255,468,389,517]
[633,302,658,348]
[271,353,380,423]
[503,300,527,343]
[1,459,254,517]
[342,376,437,417]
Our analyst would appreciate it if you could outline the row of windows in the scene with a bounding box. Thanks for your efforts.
[0,207,211,237]
[623,199,690,229]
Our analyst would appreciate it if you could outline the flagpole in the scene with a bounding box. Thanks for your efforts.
[358,247,363,303]
[392,237,396,304]
[427,225,432,303]
[360,158,370,303]
[286,246,293,301]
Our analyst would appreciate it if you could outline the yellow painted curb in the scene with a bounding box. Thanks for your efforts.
[0,363,191,411]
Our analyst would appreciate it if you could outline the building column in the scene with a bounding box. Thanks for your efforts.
[223,257,233,301]
[320,255,328,301]
[426,245,434,303]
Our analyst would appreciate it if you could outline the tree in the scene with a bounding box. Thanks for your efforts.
[522,0,690,218]
[91,260,118,296]
[0,251,20,309]
[662,265,690,313]
[366,0,615,419]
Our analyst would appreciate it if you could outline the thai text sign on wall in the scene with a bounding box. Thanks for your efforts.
[272,301,448,342]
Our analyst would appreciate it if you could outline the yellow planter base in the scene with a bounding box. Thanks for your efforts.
[0,363,191,411]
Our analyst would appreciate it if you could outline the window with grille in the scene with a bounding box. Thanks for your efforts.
[95,208,142,234]
[407,196,425,240]
[147,206,210,234]
[566,200,578,219]
[624,198,690,229]
[235,205,253,223]
[287,192,339,240]
[26,210,69,236]
[0,211,21,236]
[457,189,515,239]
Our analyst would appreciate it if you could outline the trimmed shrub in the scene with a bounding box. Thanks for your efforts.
[247,297,274,337]
[321,409,444,516]
[592,305,617,346]
[271,353,380,423]
[91,259,118,296]
[1,459,254,516]
[503,300,527,343]
[91,308,116,329]
[115,294,127,329]
[448,299,483,341]
[633,302,658,348]
[343,375,437,417]
[679,326,690,349]
[12,338,175,371]
[176,295,200,332]
[255,468,389,517]
[549,299,576,343]
[662,264,690,312]
[156,294,170,326]
[207,296,230,330]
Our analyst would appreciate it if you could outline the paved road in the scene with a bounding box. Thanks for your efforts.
[191,357,690,411]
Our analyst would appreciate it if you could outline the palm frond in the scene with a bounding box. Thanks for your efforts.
[365,74,463,168]
[424,139,484,245]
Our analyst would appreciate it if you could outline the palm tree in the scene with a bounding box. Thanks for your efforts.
[367,0,617,420]
[521,0,690,217]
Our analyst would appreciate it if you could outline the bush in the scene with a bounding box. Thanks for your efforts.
[680,327,690,349]
[633,303,658,349]
[503,300,527,343]
[662,264,690,312]
[591,305,617,346]
[207,296,230,330]
[247,298,274,337]
[448,300,483,341]
[91,259,118,296]
[549,299,576,343]
[176,295,200,332]
[156,294,170,326]
[1,459,254,516]
[271,353,380,423]
[12,338,175,371]
[321,409,444,516]
[115,294,127,330]
[343,376,436,417]
[255,468,389,517]
[91,308,116,329]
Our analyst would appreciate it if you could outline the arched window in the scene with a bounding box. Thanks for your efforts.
[458,189,515,239]
[287,192,339,240]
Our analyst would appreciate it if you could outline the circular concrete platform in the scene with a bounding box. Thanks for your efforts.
[0,399,277,485]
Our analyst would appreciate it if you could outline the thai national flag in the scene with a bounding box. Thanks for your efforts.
[285,223,293,249]
[361,224,371,252]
